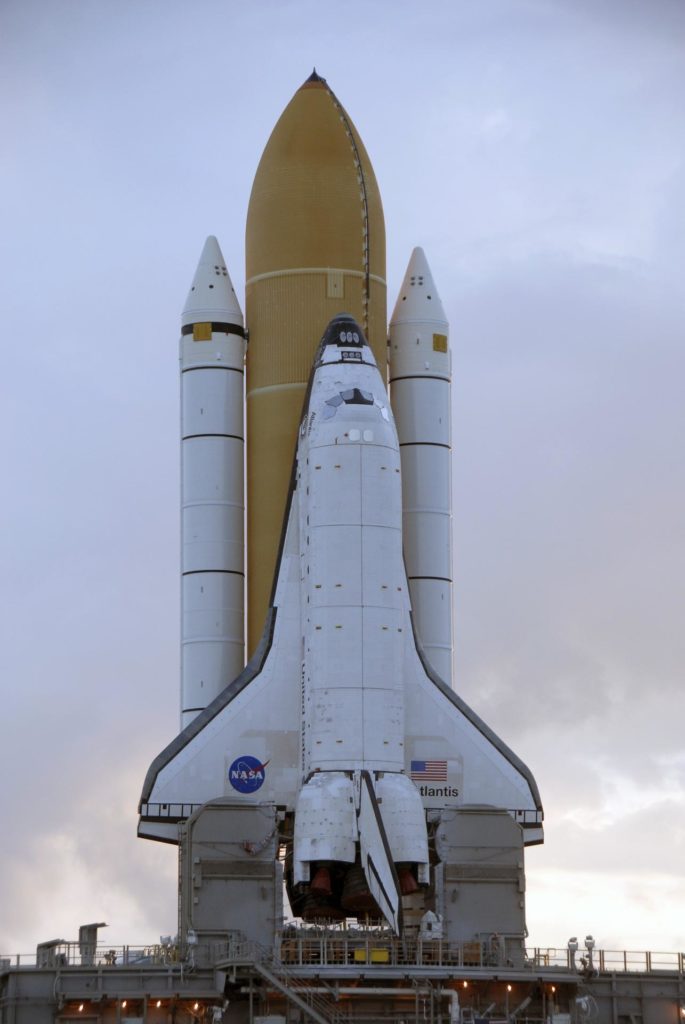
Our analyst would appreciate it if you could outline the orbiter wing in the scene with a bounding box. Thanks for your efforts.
[138,479,303,842]
[403,626,544,844]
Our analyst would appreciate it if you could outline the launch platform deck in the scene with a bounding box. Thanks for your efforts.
[2,933,683,1024]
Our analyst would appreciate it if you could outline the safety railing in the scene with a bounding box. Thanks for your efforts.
[271,934,685,975]
[525,948,684,974]
[0,942,180,970]
[1,938,683,977]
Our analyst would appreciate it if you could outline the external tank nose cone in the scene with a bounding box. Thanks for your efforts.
[245,75,386,352]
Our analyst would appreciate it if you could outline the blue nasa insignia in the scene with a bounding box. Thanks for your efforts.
[228,755,269,794]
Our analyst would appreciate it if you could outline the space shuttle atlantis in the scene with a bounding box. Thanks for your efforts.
[139,72,542,933]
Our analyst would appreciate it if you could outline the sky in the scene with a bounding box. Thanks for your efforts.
[1,0,684,956]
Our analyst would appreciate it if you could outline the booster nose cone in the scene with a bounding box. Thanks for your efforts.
[390,246,446,328]
[182,235,243,330]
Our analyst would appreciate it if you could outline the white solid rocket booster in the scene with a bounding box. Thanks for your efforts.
[180,236,246,727]
[389,248,453,686]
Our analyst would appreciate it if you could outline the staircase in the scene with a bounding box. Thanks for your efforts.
[220,934,345,1024]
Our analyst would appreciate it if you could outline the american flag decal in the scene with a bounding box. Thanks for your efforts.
[410,760,448,782]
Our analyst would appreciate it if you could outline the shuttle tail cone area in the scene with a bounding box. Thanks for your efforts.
[389,246,453,687]
[180,236,246,729]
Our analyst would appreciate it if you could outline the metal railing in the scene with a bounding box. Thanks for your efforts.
[526,947,684,974]
[1,938,683,977]
[267,934,685,976]
[0,942,180,970]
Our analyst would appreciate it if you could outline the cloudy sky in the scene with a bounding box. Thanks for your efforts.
[1,0,683,955]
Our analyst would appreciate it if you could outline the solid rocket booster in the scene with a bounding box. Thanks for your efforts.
[389,247,453,686]
[180,237,246,727]
[245,71,387,657]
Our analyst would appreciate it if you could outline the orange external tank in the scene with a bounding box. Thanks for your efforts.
[245,71,387,654]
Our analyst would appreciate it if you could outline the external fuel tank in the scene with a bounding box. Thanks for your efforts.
[245,71,387,654]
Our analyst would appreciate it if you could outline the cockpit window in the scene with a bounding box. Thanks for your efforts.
[323,388,389,421]
[341,388,374,405]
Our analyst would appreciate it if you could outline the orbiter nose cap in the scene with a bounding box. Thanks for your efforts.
[315,313,375,368]
[390,246,447,326]
[182,235,244,329]
[321,312,368,349]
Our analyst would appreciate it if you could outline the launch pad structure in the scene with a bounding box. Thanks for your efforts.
[2,925,684,1023]
[2,73,683,1024]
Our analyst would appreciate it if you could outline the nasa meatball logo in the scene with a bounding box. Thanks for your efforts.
[228,755,269,794]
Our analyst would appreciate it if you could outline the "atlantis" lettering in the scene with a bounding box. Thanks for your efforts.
[419,785,460,798]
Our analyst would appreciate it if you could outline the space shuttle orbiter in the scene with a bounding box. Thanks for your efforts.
[138,73,542,934]
[140,311,542,930]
